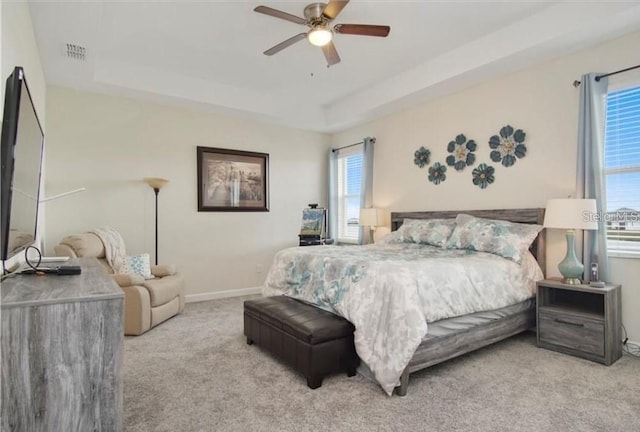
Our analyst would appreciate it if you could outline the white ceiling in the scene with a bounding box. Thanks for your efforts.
[28,0,640,133]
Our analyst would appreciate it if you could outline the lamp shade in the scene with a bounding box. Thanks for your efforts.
[544,199,598,230]
[359,208,383,227]
[144,177,169,190]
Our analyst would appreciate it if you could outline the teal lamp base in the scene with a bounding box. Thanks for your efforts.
[559,229,584,285]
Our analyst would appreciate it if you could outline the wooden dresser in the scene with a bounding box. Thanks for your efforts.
[1,257,124,431]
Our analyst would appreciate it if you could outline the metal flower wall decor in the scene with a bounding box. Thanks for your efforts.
[414,146,431,168]
[472,163,495,189]
[446,134,476,171]
[415,125,528,189]
[428,162,447,185]
[488,125,526,167]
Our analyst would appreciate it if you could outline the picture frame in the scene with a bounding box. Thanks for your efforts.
[197,146,269,212]
[300,208,326,237]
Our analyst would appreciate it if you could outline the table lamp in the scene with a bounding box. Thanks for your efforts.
[359,208,383,243]
[543,198,598,284]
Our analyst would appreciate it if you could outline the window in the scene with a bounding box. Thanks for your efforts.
[604,84,640,254]
[336,148,363,243]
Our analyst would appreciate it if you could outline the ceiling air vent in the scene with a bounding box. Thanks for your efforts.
[66,43,86,61]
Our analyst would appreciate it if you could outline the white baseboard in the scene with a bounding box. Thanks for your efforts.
[185,286,262,303]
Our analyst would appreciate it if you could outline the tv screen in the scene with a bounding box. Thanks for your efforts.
[0,67,44,262]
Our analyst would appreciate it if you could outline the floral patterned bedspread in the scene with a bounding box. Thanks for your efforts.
[262,243,543,395]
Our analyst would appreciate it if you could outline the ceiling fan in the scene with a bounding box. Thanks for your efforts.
[254,0,390,67]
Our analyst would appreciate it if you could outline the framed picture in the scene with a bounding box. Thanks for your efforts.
[300,208,326,236]
[197,146,269,212]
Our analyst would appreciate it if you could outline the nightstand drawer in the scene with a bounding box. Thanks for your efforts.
[538,310,604,357]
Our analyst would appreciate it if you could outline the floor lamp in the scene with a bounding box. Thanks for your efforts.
[144,177,169,265]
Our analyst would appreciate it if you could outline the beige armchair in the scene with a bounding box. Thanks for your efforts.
[54,232,185,335]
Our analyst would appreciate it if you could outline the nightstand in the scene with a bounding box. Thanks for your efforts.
[536,279,622,365]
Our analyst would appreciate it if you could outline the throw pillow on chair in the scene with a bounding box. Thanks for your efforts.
[122,253,154,279]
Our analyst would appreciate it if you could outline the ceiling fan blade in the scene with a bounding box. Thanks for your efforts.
[254,5,306,25]
[322,41,341,66]
[263,33,307,56]
[322,0,350,20]
[334,24,390,37]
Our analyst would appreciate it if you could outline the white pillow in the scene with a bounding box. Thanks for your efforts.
[122,253,154,279]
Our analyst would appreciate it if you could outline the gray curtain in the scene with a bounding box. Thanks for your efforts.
[327,149,339,242]
[359,137,375,245]
[575,73,609,282]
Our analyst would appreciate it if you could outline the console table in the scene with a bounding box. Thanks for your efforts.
[1,258,124,431]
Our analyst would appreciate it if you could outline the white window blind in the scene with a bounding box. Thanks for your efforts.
[336,147,363,243]
[604,84,640,255]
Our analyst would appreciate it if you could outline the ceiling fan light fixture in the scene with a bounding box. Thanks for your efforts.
[307,26,332,47]
[255,2,390,66]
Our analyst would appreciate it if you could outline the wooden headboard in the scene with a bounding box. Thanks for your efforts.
[390,208,546,276]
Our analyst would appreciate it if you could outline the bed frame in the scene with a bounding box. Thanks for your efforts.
[390,208,545,396]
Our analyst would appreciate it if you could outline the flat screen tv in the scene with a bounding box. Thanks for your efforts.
[0,66,44,263]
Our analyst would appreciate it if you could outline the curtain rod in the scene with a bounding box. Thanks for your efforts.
[596,64,640,81]
[331,141,364,152]
[572,63,640,87]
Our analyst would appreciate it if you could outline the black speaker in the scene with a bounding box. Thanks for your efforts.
[57,265,81,275]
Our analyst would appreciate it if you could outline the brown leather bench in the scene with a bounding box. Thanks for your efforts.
[244,296,359,389]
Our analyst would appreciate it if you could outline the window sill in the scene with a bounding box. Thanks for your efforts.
[336,240,359,245]
[608,250,640,259]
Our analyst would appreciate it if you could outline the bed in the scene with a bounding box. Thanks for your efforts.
[263,208,546,396]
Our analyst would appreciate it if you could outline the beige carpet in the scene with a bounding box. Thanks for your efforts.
[123,296,640,432]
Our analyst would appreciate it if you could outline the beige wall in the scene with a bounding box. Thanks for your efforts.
[44,86,329,297]
[331,31,640,342]
[1,1,46,269]
[1,2,46,123]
